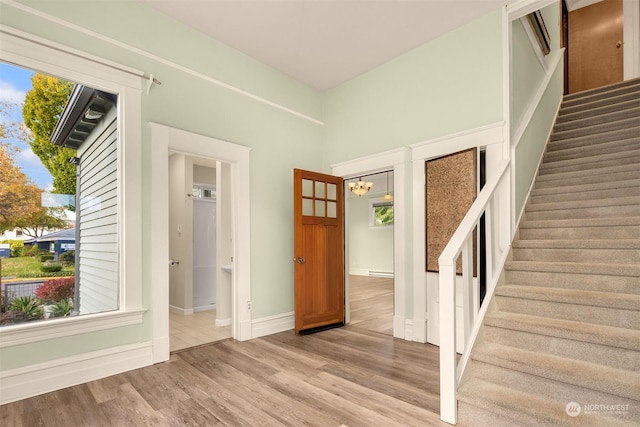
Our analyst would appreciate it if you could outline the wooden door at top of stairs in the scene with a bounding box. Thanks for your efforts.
[568,0,624,93]
[293,169,345,334]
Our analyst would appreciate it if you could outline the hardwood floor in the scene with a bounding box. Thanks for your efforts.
[2,276,449,426]
[169,310,231,352]
[347,275,393,335]
[0,327,447,426]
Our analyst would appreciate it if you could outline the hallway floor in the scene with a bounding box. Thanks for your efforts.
[169,310,231,352]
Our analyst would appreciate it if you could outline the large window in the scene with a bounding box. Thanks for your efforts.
[0,28,143,346]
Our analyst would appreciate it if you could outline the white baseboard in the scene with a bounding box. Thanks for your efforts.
[169,305,194,315]
[153,335,170,364]
[215,318,232,327]
[348,268,369,276]
[251,311,294,339]
[0,342,154,405]
[404,319,413,340]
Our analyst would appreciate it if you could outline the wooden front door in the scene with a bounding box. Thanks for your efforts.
[293,169,344,334]
[568,0,624,93]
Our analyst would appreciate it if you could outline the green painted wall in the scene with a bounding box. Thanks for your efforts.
[513,2,564,219]
[0,0,324,369]
[321,9,504,168]
[347,193,394,275]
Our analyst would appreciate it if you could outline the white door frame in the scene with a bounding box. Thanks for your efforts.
[331,147,408,339]
[150,123,252,363]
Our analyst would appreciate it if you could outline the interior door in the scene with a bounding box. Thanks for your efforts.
[293,169,344,334]
[192,198,216,312]
[568,0,624,93]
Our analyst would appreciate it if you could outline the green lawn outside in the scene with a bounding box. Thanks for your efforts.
[0,257,74,279]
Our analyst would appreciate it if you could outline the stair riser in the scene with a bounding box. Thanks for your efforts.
[557,99,640,124]
[504,270,640,294]
[470,360,640,420]
[546,127,640,153]
[539,155,640,176]
[553,107,640,133]
[535,172,640,190]
[544,140,640,165]
[483,325,640,371]
[494,296,638,329]
[530,186,640,204]
[512,248,639,264]
[562,81,640,106]
[551,118,639,142]
[458,402,539,427]
[524,204,640,221]
[518,226,640,240]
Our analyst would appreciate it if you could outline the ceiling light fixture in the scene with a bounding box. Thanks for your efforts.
[348,178,373,196]
[383,171,393,201]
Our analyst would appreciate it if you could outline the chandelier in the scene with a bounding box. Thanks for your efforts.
[348,178,373,196]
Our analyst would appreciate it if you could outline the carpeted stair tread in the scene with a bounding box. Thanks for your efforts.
[550,116,639,141]
[561,78,640,105]
[471,342,640,400]
[495,285,640,311]
[504,269,640,294]
[457,378,637,427]
[512,239,640,249]
[553,106,640,133]
[539,148,640,172]
[519,215,640,229]
[526,195,640,212]
[534,163,639,186]
[559,91,640,116]
[557,97,640,123]
[484,311,640,352]
[504,260,640,277]
[530,179,640,203]
[543,136,639,163]
[545,126,640,153]
[537,154,640,176]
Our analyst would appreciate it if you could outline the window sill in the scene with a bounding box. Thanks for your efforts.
[0,309,147,349]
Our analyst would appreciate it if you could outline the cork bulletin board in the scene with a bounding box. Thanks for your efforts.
[425,148,477,274]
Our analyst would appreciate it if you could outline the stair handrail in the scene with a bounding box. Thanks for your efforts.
[438,159,511,425]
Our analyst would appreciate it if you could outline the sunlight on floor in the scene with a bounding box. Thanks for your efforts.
[169,310,232,352]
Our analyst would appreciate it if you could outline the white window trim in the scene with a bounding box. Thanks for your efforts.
[368,197,394,229]
[0,26,145,347]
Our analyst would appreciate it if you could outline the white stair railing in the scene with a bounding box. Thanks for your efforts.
[438,159,511,425]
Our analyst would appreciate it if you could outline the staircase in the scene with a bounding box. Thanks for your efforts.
[457,79,640,426]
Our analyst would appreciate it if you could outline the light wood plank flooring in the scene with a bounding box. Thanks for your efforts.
[347,275,393,335]
[1,327,447,426]
[169,310,231,352]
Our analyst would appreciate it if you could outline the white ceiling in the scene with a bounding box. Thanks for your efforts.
[143,0,517,90]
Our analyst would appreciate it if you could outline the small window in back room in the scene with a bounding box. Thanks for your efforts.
[370,199,394,227]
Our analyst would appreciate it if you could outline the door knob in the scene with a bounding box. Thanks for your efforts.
[616,40,622,48]
[293,257,305,264]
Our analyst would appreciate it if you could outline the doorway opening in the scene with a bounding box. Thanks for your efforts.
[167,154,233,352]
[345,170,394,336]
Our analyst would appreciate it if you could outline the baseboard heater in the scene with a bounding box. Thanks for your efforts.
[368,270,394,278]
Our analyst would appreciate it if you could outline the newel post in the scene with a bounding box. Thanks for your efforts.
[439,259,458,424]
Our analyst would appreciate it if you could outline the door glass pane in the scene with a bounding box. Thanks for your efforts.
[302,179,313,197]
[302,198,313,216]
[327,201,337,218]
[327,183,337,200]
[315,200,325,217]
[315,181,325,198]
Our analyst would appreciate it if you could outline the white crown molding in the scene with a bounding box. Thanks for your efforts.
[0,0,324,125]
